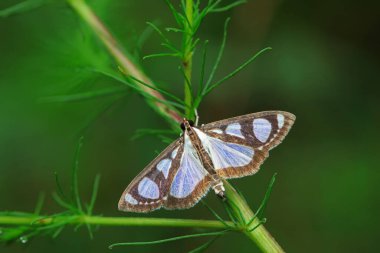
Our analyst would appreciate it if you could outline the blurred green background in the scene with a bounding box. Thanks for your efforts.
[1,0,379,252]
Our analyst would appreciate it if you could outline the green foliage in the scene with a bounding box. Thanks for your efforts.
[0,0,282,251]
[140,0,271,120]
[0,0,53,18]
[0,138,100,243]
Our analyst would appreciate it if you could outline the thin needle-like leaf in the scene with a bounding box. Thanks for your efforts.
[188,235,221,253]
[147,22,180,54]
[247,173,277,227]
[93,69,186,113]
[109,229,230,248]
[52,226,65,239]
[222,201,238,225]
[197,40,209,98]
[54,172,67,201]
[225,198,245,225]
[203,18,230,95]
[128,75,185,105]
[52,193,74,211]
[143,52,180,60]
[71,137,84,212]
[164,0,184,26]
[0,0,49,18]
[38,86,127,103]
[210,0,247,13]
[201,201,233,228]
[87,174,101,215]
[247,218,267,232]
[204,47,272,96]
[131,128,177,141]
[34,193,45,215]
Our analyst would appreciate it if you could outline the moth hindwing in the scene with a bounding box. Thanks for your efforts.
[118,111,295,213]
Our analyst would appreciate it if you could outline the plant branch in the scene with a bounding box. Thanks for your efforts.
[183,0,194,119]
[66,0,182,125]
[224,182,284,253]
[0,215,234,229]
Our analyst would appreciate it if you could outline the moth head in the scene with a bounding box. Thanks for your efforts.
[180,118,194,131]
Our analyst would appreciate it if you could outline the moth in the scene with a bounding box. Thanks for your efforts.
[118,111,295,213]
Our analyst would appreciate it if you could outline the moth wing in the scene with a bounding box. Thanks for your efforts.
[197,111,295,178]
[118,138,183,213]
[165,132,212,210]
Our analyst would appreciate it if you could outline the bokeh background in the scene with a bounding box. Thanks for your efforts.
[1,0,379,252]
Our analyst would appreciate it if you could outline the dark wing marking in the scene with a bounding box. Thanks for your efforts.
[118,138,183,213]
[199,111,295,178]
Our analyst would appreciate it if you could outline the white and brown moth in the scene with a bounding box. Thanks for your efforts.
[118,111,295,213]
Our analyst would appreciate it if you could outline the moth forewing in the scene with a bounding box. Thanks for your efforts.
[201,111,295,150]
[197,111,295,179]
[118,139,183,213]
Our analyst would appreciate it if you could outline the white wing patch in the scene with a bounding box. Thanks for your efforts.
[194,128,254,170]
[277,114,284,129]
[225,123,244,139]
[156,158,172,179]
[138,177,160,199]
[125,193,138,205]
[253,118,272,143]
[171,147,179,159]
[170,134,207,198]
[210,129,223,134]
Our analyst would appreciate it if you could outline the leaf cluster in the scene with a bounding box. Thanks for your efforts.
[0,137,100,244]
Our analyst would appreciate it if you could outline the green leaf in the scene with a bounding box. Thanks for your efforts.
[52,192,74,211]
[197,40,209,98]
[188,235,221,253]
[0,0,50,18]
[164,0,185,27]
[203,18,230,95]
[131,128,177,141]
[109,229,230,248]
[247,173,277,227]
[128,75,186,106]
[204,47,272,97]
[54,172,67,201]
[143,52,180,60]
[247,218,267,232]
[93,69,186,114]
[201,201,233,228]
[86,174,101,216]
[38,86,128,103]
[209,0,247,13]
[71,137,84,212]
[34,193,45,215]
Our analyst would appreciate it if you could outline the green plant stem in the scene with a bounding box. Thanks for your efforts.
[183,0,194,118]
[224,182,284,253]
[64,1,285,252]
[66,0,182,124]
[0,216,233,229]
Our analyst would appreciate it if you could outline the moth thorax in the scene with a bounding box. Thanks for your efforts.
[180,119,194,131]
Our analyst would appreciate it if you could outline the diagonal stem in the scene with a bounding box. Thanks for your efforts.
[66,0,182,125]
[224,182,284,252]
